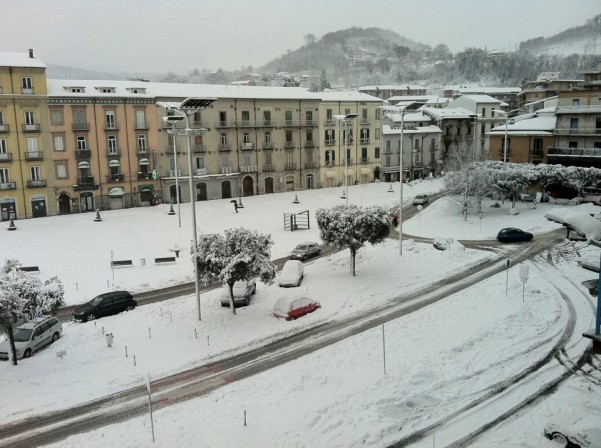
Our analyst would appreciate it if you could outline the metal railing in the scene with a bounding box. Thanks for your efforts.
[0,153,13,162]
[0,124,9,133]
[27,179,46,188]
[0,182,17,190]
[22,123,41,132]
[263,164,275,172]
[240,142,254,150]
[24,151,43,161]
[72,122,89,131]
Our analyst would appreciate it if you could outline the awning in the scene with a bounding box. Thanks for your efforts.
[326,170,337,178]
[361,168,371,174]
[108,187,125,197]
[138,185,153,192]
[109,160,120,167]
[78,161,90,169]
[138,158,150,165]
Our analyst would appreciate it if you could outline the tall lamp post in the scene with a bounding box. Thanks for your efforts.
[158,97,216,322]
[397,103,421,256]
[492,109,521,163]
[333,113,358,206]
[163,115,184,228]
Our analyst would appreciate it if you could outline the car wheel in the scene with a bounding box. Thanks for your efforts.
[252,286,256,294]
[52,332,59,343]
[86,314,96,322]
[551,432,568,445]
[23,348,32,358]
[126,305,135,311]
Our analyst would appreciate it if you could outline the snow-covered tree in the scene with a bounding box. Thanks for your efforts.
[0,259,65,365]
[563,166,599,204]
[487,162,539,208]
[316,205,390,276]
[194,228,276,315]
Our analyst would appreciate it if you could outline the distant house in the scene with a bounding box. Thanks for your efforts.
[358,85,427,100]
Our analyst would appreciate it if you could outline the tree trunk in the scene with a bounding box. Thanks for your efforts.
[228,283,237,315]
[8,325,17,366]
[351,248,356,276]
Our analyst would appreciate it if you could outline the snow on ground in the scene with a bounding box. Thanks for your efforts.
[1,178,600,448]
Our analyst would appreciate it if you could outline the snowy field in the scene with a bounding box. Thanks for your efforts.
[1,178,600,448]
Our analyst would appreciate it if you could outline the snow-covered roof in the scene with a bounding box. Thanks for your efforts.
[387,111,430,124]
[444,85,521,95]
[423,106,477,120]
[383,124,442,135]
[317,90,382,102]
[488,111,557,135]
[0,51,46,68]
[359,84,427,91]
[544,206,601,241]
[452,94,502,104]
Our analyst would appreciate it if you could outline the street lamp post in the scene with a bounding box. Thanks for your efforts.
[163,115,184,227]
[334,113,358,206]
[158,98,216,322]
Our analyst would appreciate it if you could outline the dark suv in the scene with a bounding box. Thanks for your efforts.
[73,291,137,322]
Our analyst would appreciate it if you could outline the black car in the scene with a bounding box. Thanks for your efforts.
[73,291,137,322]
[496,227,533,243]
[289,242,321,261]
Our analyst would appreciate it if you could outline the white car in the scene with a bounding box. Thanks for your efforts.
[432,237,449,251]
[279,260,304,287]
[0,316,63,360]
[220,279,257,307]
[543,414,601,447]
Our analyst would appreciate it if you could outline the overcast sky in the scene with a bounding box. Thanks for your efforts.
[2,0,599,75]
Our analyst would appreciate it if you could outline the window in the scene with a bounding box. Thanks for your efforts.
[50,109,63,125]
[105,111,116,129]
[0,139,6,153]
[481,107,486,117]
[21,77,33,91]
[263,110,271,125]
[344,108,351,115]
[135,110,146,128]
[70,87,83,93]
[0,112,4,126]
[53,134,65,151]
[326,109,333,122]
[375,109,381,120]
[219,111,227,126]
[0,168,10,183]
[74,109,86,125]
[265,152,272,165]
[325,129,335,143]
[220,154,230,167]
[305,110,313,124]
[568,141,577,148]
[306,150,314,162]
[386,140,391,152]
[56,163,68,179]
[264,132,271,143]
[243,154,252,166]
[572,99,580,106]
[76,136,87,149]
[25,111,36,125]
[326,150,335,165]
[375,147,380,159]
[286,151,294,165]
[306,130,313,142]
[100,87,115,93]
[361,147,368,161]
[285,110,293,125]
[27,137,38,153]
[108,136,118,153]
[360,128,369,142]
[285,130,293,143]
[361,109,368,122]
[196,157,205,169]
[570,118,579,130]
[596,116,601,129]
[242,111,250,125]
[243,133,251,143]
[137,135,147,152]
[375,128,381,140]
[220,134,227,145]
[430,138,436,150]
[30,166,41,181]
[532,138,543,156]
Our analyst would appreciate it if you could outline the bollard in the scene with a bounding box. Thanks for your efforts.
[102,326,104,335]
[170,311,172,323]
[134,355,136,366]
[195,329,198,339]
[125,345,128,358]
[105,333,114,348]
[148,327,151,339]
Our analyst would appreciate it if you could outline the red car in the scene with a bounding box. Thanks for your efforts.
[273,297,321,321]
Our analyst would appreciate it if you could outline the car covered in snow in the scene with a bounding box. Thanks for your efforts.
[432,237,449,251]
[273,296,321,321]
[289,241,321,261]
[543,414,601,447]
[220,279,257,307]
[279,260,304,287]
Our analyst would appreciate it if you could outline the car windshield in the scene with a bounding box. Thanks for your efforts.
[13,327,33,342]
[88,296,105,306]
[295,245,308,251]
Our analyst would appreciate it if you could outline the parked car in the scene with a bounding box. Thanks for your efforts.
[0,316,62,360]
[273,296,321,321]
[432,237,449,251]
[496,227,533,243]
[413,194,429,205]
[543,414,601,447]
[279,260,304,287]
[73,290,137,322]
[289,241,321,261]
[220,279,257,307]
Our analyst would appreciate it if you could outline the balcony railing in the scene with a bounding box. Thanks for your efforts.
[530,149,544,157]
[284,141,295,149]
[284,162,297,170]
[360,138,370,144]
[24,151,43,161]
[220,166,232,174]
[27,179,46,188]
[106,148,121,156]
[304,161,318,169]
[262,142,274,150]
[325,139,336,146]
[219,143,231,151]
[240,165,257,172]
[0,124,9,133]
[169,170,182,177]
[283,120,298,127]
[190,120,203,128]
[325,118,336,126]
[304,140,315,148]
[342,158,353,165]
[240,120,253,128]
[554,128,601,136]
[260,120,273,127]
[195,168,208,176]
[167,145,181,153]
[304,120,317,127]
[138,172,153,180]
[0,182,17,190]
[72,122,89,131]
[0,153,13,162]
[360,119,370,125]
[263,164,275,172]
[75,149,92,158]
[108,174,125,183]
[360,157,370,164]
[77,176,95,185]
[240,142,254,150]
[547,147,601,159]
[22,123,40,132]
[104,124,119,131]
[193,144,206,153]
[556,105,601,114]
[325,161,337,167]
[135,121,148,130]
[215,120,236,128]
[22,88,34,95]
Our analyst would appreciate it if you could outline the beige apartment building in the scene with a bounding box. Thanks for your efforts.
[0,50,55,220]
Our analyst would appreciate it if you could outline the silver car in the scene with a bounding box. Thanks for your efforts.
[0,316,63,360]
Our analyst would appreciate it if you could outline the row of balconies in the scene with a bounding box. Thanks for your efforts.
[0,179,46,190]
[76,147,152,158]
[547,146,601,158]
[69,122,149,131]
[555,128,601,136]
[0,151,45,162]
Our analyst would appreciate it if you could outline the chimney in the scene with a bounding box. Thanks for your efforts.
[28,49,34,58]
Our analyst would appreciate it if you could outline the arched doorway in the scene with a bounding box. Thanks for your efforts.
[305,174,315,189]
[58,193,71,214]
[242,176,254,197]
[169,185,182,203]
[373,166,381,181]
[285,175,295,191]
[265,177,274,194]
[196,183,207,201]
[221,181,232,199]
